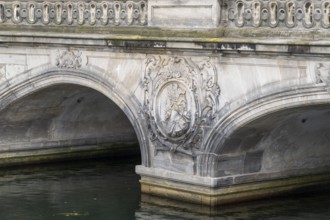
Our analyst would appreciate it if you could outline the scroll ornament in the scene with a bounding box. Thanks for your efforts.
[143,56,220,156]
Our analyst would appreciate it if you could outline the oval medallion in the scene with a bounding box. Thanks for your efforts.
[154,81,195,140]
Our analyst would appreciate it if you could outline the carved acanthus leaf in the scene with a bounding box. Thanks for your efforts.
[56,49,82,69]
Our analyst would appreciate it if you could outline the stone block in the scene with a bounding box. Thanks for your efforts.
[244,151,264,174]
[26,54,49,70]
[153,151,195,175]
[0,54,25,65]
[148,0,220,28]
[213,155,245,176]
[5,65,26,79]
[0,65,5,81]
[220,137,242,154]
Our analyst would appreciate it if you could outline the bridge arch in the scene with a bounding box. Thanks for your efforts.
[200,84,330,177]
[0,64,150,166]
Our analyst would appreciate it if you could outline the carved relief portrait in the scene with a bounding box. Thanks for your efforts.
[156,82,193,138]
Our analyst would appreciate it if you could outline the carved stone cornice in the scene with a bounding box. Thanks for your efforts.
[143,56,220,157]
[0,1,147,26]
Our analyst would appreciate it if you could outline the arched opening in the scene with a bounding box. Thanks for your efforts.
[0,83,141,165]
[0,66,150,218]
[211,104,330,177]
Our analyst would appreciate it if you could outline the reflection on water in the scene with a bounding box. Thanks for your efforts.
[0,158,329,220]
[0,158,140,220]
[138,193,330,220]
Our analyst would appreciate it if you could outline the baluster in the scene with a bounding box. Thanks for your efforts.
[324,3,330,26]
[42,3,49,24]
[55,3,62,24]
[13,3,21,23]
[304,2,313,26]
[67,3,73,25]
[101,2,108,25]
[28,3,35,24]
[270,2,277,26]
[78,2,85,25]
[90,3,96,25]
[287,2,295,26]
[0,4,4,23]
[253,2,261,26]
[127,1,133,25]
[140,1,147,25]
[237,2,244,26]
[114,2,120,25]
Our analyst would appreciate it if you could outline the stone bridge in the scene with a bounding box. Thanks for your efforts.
[0,0,330,206]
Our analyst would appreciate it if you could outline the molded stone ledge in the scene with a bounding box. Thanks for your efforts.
[0,142,140,167]
[136,165,330,187]
[2,31,330,56]
[137,166,330,206]
[136,165,230,188]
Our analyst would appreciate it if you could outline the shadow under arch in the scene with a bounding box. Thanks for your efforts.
[199,84,330,177]
[0,65,150,167]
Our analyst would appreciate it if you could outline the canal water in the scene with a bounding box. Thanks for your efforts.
[0,158,329,220]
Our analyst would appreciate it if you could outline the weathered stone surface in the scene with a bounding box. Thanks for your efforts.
[0,0,329,206]
[244,151,263,173]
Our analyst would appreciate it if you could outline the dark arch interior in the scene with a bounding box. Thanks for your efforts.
[213,104,330,177]
[0,84,140,165]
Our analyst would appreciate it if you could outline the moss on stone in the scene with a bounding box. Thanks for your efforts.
[1,24,330,46]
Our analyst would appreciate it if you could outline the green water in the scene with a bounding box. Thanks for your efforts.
[0,158,329,220]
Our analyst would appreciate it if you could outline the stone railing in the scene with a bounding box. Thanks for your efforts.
[0,1,147,26]
[226,0,330,29]
[0,0,329,29]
